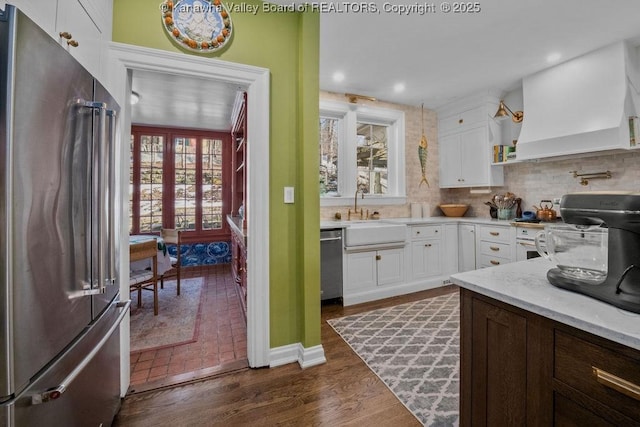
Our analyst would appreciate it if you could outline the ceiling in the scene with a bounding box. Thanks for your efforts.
[318,0,640,108]
[130,69,244,130]
[130,0,640,129]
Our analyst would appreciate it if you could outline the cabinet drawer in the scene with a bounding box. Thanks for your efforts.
[478,253,510,268]
[411,225,442,240]
[554,330,640,421]
[439,105,485,134]
[478,225,511,243]
[479,240,510,257]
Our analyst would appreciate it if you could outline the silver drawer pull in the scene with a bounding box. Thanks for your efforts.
[592,367,640,401]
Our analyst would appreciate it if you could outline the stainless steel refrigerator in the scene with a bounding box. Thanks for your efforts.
[0,5,129,426]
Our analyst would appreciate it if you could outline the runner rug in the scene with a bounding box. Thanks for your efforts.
[327,292,460,426]
[129,277,204,353]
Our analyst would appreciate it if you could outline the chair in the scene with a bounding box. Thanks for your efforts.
[129,239,159,315]
[160,228,182,295]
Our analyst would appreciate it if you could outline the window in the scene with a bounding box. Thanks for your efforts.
[319,100,405,206]
[319,117,339,195]
[130,126,231,239]
[356,122,388,195]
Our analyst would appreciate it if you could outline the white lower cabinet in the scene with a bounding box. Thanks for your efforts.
[341,220,518,305]
[475,224,516,268]
[343,223,459,306]
[410,225,443,281]
[377,248,405,285]
[345,248,405,292]
[411,240,442,280]
[458,224,477,272]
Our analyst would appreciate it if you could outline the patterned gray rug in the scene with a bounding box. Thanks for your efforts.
[327,292,460,426]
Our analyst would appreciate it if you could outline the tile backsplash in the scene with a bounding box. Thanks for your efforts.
[444,151,640,218]
[319,91,640,221]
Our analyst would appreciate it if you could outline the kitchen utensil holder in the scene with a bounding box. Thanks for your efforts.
[497,208,516,220]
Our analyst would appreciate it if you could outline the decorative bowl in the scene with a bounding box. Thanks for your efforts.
[439,204,469,217]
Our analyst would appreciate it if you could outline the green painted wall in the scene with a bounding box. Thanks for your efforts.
[112,0,321,349]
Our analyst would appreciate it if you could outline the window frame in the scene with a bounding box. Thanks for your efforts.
[319,100,406,207]
[130,125,232,242]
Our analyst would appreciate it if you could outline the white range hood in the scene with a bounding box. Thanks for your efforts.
[516,41,640,161]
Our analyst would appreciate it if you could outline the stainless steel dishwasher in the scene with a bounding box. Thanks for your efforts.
[320,228,343,303]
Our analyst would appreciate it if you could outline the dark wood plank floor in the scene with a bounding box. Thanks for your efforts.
[114,285,458,426]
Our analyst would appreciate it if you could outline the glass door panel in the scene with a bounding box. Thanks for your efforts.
[202,138,223,230]
[138,134,164,233]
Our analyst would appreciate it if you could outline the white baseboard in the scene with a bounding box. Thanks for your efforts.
[343,278,448,306]
[298,344,326,369]
[269,343,326,369]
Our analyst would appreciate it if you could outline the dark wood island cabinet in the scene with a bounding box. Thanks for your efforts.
[460,288,640,426]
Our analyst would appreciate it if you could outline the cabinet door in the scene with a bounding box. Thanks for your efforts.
[458,224,476,272]
[411,240,442,280]
[376,248,404,286]
[438,134,462,187]
[9,0,58,34]
[442,224,459,275]
[345,251,377,291]
[459,127,489,186]
[439,105,486,135]
[56,0,103,79]
[469,298,528,426]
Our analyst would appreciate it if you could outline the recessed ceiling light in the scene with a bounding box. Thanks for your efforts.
[546,52,562,63]
[393,83,405,93]
[332,72,345,83]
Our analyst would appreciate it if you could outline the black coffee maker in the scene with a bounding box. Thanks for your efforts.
[548,192,640,313]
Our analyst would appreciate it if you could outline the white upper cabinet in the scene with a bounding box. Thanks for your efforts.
[437,93,504,188]
[8,0,113,83]
[6,0,57,34]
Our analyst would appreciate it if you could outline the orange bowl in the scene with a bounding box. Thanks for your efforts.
[439,204,469,217]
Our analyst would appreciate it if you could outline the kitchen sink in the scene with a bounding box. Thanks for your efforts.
[344,222,407,247]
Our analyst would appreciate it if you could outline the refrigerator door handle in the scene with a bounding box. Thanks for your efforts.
[95,103,107,294]
[106,109,117,287]
[67,99,109,297]
[29,300,131,405]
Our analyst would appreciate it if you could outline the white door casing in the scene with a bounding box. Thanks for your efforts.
[108,42,271,376]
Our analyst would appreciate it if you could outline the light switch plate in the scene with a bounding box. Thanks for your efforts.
[284,186,294,204]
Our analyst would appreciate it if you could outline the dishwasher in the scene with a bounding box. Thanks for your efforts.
[320,228,343,303]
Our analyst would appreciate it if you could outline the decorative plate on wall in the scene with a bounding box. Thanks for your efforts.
[161,0,232,53]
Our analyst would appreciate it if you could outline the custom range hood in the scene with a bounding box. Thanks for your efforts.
[516,41,640,161]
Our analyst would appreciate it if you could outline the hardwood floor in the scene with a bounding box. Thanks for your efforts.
[114,285,458,426]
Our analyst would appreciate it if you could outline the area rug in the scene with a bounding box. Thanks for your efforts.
[129,278,204,353]
[327,292,460,426]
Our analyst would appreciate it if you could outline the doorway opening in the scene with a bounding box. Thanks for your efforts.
[111,43,271,392]
[127,121,246,390]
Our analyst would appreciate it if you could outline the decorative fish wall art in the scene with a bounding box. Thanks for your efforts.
[419,103,430,187]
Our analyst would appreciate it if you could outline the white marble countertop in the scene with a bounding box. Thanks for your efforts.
[320,216,514,229]
[450,258,640,351]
